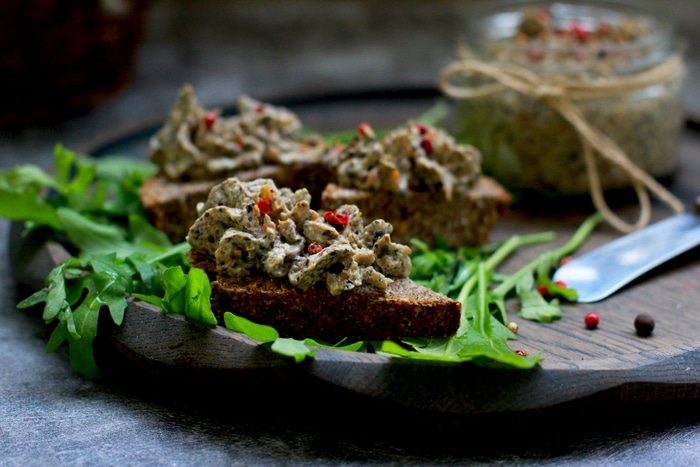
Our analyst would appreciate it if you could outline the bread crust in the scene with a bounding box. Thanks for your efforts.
[140,176,217,243]
[210,275,461,342]
[321,176,511,248]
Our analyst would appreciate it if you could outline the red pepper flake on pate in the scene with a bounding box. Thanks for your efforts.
[323,209,349,227]
[307,242,323,254]
[203,111,217,130]
[257,199,272,215]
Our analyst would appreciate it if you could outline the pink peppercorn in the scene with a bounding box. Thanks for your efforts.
[420,137,433,153]
[203,112,217,130]
[584,312,599,330]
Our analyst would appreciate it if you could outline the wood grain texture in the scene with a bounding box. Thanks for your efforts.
[11,93,700,416]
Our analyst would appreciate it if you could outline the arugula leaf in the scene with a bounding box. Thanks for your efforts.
[46,320,71,354]
[136,266,217,326]
[54,144,79,189]
[455,328,541,369]
[21,246,194,378]
[223,312,279,342]
[384,337,461,360]
[377,340,456,361]
[160,266,189,314]
[67,302,101,379]
[222,312,364,359]
[457,262,542,367]
[93,155,157,184]
[62,156,96,196]
[57,208,128,255]
[75,269,128,325]
[224,314,328,361]
[128,213,172,248]
[0,166,63,229]
[184,268,216,325]
[534,252,579,302]
[304,339,365,352]
[516,274,563,323]
[382,263,542,368]
[127,256,160,296]
[3,163,58,190]
[271,338,315,363]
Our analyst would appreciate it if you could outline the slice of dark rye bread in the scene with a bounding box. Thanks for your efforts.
[321,176,512,249]
[186,250,461,342]
[210,276,461,342]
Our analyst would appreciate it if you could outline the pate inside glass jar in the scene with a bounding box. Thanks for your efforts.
[446,1,686,196]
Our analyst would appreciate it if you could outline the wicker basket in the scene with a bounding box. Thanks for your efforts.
[0,0,150,130]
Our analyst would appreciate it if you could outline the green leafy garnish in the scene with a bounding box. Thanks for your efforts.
[223,312,279,342]
[19,248,187,378]
[5,141,602,378]
[221,312,364,361]
[271,338,316,363]
[397,213,604,368]
[134,266,217,326]
[10,145,189,377]
[516,274,563,323]
[0,145,156,234]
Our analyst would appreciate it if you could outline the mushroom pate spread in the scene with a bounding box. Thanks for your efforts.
[336,122,482,200]
[187,177,412,296]
[149,85,326,182]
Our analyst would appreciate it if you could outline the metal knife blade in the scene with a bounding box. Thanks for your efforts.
[552,212,700,303]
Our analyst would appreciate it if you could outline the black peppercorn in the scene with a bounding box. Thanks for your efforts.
[634,313,655,337]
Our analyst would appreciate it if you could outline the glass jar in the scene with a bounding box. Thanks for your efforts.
[445,1,686,196]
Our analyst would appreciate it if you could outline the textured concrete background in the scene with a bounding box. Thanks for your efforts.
[3,1,700,465]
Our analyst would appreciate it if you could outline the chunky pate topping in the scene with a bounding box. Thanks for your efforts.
[149,85,326,181]
[187,178,412,295]
[336,121,482,200]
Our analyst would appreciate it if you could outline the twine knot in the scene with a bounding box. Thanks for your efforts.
[440,53,686,233]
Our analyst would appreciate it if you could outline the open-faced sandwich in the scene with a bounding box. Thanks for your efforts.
[186,177,461,342]
[321,122,512,248]
[140,85,338,243]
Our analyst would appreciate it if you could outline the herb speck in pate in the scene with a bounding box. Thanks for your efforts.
[187,178,412,296]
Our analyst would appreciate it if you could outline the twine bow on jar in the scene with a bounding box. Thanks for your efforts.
[440,51,686,233]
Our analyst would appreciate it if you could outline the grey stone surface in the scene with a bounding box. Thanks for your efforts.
[3,1,700,465]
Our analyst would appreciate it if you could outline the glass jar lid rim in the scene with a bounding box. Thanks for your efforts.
[469,0,677,53]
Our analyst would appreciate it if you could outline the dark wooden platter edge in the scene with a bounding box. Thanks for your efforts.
[10,220,700,417]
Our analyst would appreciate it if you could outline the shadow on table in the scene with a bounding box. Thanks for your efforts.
[91,337,700,463]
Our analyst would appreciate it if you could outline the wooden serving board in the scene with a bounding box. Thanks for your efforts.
[10,89,700,416]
